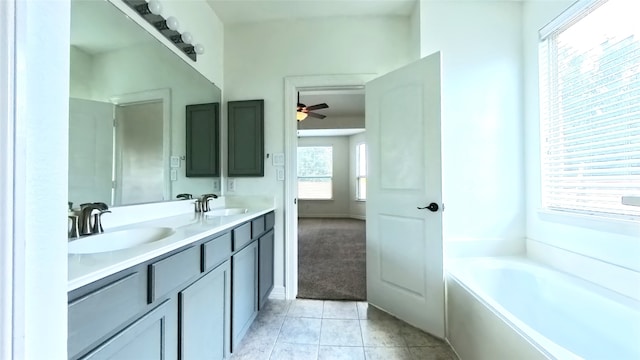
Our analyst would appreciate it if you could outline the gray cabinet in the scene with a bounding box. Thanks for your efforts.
[231,241,259,350]
[69,213,275,360]
[68,272,148,359]
[258,229,275,309]
[79,298,177,360]
[186,102,220,177]
[179,260,231,360]
[227,100,264,177]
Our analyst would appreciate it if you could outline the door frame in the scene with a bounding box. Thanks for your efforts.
[283,74,376,300]
[0,1,16,357]
[110,88,171,203]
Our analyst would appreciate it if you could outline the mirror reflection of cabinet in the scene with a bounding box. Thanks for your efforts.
[69,0,221,206]
[186,103,220,177]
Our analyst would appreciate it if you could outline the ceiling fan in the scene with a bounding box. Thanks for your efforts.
[297,92,329,121]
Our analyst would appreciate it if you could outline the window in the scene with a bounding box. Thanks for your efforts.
[356,143,367,200]
[538,0,640,220]
[297,146,333,200]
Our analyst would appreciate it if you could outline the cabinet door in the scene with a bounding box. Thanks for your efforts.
[258,229,275,310]
[227,100,264,177]
[179,260,231,360]
[186,102,220,177]
[231,241,258,350]
[80,298,177,360]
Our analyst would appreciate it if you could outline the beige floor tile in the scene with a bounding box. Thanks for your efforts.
[261,299,293,317]
[364,346,413,360]
[399,323,445,347]
[270,342,318,360]
[360,319,406,347]
[320,319,363,346]
[288,299,325,318]
[278,317,322,344]
[408,346,456,360]
[323,301,359,319]
[318,345,366,360]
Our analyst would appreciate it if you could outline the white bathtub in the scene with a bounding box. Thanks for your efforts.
[446,257,640,360]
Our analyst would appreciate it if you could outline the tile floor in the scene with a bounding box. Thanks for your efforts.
[230,299,458,360]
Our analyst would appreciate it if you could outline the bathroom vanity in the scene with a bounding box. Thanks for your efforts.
[67,209,275,360]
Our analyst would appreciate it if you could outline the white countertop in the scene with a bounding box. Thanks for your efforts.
[68,206,275,292]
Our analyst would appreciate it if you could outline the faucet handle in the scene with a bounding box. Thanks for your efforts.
[177,193,193,200]
[91,210,111,234]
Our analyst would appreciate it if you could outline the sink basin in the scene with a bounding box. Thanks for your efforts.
[206,208,248,217]
[68,227,175,254]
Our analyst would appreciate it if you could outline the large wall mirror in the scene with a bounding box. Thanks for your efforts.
[69,0,221,208]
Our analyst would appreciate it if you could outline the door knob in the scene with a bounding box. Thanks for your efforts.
[417,203,439,212]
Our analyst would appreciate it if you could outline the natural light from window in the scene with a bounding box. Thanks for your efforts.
[297,146,333,200]
[356,143,367,200]
[539,0,640,220]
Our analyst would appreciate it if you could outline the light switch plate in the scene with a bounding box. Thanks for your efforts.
[170,156,180,168]
[276,168,285,181]
[272,153,285,166]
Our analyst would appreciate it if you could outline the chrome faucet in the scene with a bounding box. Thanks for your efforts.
[79,202,111,236]
[199,194,218,212]
[176,193,193,200]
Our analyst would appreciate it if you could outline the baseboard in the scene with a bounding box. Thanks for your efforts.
[298,214,365,220]
[268,286,286,300]
[298,214,351,219]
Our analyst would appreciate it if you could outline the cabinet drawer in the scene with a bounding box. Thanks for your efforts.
[265,212,275,230]
[202,232,231,272]
[251,216,265,239]
[149,246,200,303]
[232,222,252,251]
[68,272,146,358]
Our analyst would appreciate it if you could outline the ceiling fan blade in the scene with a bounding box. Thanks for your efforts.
[305,103,328,111]
[306,112,326,119]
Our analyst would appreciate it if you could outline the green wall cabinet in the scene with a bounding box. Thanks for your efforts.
[228,100,264,177]
[186,102,220,177]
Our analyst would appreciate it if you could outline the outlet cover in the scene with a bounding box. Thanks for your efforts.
[272,153,285,166]
[170,156,180,168]
[228,178,236,192]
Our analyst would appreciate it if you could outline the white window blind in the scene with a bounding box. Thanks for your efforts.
[297,146,333,200]
[539,0,640,219]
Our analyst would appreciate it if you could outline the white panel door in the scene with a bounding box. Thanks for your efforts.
[69,98,114,206]
[366,52,444,337]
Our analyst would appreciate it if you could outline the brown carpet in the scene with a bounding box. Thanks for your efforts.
[297,218,366,301]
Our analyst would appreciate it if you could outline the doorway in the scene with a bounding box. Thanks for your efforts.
[283,74,375,300]
[295,89,367,300]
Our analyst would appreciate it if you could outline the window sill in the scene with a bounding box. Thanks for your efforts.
[537,208,640,236]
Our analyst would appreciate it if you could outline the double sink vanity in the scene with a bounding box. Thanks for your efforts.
[67,202,276,360]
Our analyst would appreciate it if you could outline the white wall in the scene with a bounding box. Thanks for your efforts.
[523,1,640,300]
[419,2,526,257]
[298,115,364,130]
[12,0,69,358]
[298,136,350,217]
[349,132,366,219]
[109,0,224,87]
[224,16,412,294]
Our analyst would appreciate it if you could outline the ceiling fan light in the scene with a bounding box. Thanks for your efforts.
[296,112,308,121]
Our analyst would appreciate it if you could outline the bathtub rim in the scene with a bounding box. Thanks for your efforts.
[444,256,638,360]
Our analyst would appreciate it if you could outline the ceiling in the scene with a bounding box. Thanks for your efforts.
[206,0,417,24]
[70,0,150,55]
[299,89,365,118]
